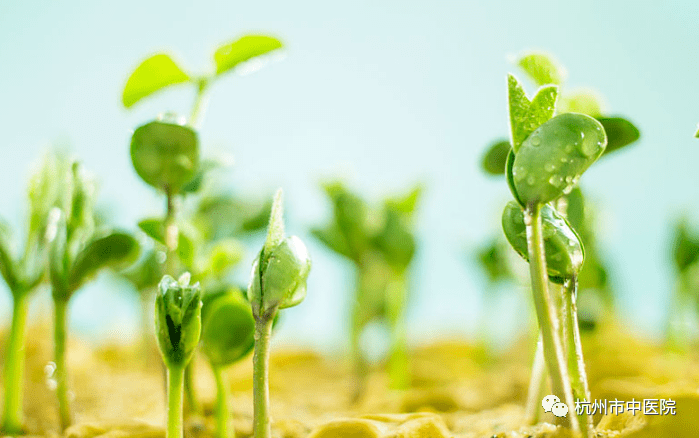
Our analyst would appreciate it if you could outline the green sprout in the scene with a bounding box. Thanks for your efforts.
[480,51,639,318]
[44,152,139,430]
[200,287,255,438]
[155,273,202,438]
[247,189,311,438]
[122,34,283,128]
[500,73,607,437]
[124,35,281,415]
[0,153,59,434]
[312,182,421,399]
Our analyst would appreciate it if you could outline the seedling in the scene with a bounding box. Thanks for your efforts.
[122,34,283,127]
[44,152,139,430]
[124,35,282,414]
[155,273,202,438]
[481,52,639,313]
[500,73,607,436]
[312,182,421,398]
[247,189,311,438]
[0,153,59,434]
[200,287,255,438]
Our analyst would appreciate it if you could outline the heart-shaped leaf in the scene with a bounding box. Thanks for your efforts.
[122,54,191,108]
[508,74,558,153]
[516,51,565,86]
[130,120,199,194]
[512,113,607,206]
[597,117,640,155]
[214,35,283,76]
[68,233,139,292]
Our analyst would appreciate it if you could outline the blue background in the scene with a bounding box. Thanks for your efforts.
[1,0,699,351]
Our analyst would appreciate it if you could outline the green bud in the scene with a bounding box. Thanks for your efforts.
[155,273,202,367]
[248,235,311,317]
[130,118,199,194]
[509,113,607,206]
[502,201,584,284]
[200,289,255,367]
[247,190,311,318]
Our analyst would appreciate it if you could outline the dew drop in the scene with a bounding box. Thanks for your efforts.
[527,175,536,185]
[531,136,541,146]
[545,163,556,172]
[548,175,564,187]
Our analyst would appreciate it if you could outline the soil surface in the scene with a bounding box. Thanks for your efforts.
[2,322,699,437]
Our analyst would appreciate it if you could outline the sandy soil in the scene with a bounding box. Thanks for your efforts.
[2,322,699,437]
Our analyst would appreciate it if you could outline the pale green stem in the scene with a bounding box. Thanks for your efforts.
[184,362,201,416]
[350,269,369,403]
[189,80,209,130]
[2,292,30,434]
[253,314,275,438]
[386,272,409,389]
[164,190,179,276]
[524,203,578,432]
[167,365,185,438]
[562,278,593,437]
[524,333,546,425]
[54,297,71,431]
[212,365,231,438]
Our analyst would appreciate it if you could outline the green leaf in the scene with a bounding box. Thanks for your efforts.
[241,199,273,232]
[597,117,640,155]
[516,51,565,86]
[560,90,603,117]
[198,239,244,279]
[508,74,558,153]
[213,35,283,76]
[673,219,699,273]
[512,113,607,206]
[481,139,511,175]
[68,233,139,292]
[200,289,255,367]
[372,209,416,271]
[476,239,512,285]
[137,219,195,268]
[130,120,199,194]
[138,219,164,243]
[505,149,524,207]
[385,185,422,216]
[311,226,352,259]
[122,54,191,108]
[121,249,165,292]
[502,201,584,284]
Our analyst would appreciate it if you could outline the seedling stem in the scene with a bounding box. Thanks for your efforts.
[167,365,185,438]
[2,292,30,433]
[524,204,578,432]
[252,314,275,438]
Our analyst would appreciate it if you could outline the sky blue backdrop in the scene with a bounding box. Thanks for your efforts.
[2,1,699,351]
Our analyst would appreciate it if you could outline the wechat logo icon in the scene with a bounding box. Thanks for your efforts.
[542,395,569,417]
